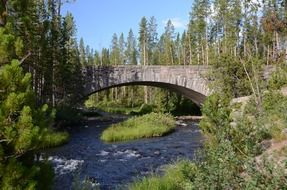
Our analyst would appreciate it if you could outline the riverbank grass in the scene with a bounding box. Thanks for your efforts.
[129,160,196,190]
[100,113,176,142]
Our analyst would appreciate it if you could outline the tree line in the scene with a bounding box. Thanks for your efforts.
[87,0,287,111]
[87,0,287,67]
[1,0,85,108]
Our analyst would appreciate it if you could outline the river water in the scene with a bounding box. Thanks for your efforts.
[43,117,203,190]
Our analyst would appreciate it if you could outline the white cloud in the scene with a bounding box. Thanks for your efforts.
[162,18,188,30]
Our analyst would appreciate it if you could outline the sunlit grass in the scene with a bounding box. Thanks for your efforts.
[100,113,175,142]
[128,160,197,190]
[40,129,69,148]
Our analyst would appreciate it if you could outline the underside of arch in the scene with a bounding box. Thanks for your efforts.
[85,81,207,106]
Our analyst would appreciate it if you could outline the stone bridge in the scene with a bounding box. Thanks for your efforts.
[82,65,275,106]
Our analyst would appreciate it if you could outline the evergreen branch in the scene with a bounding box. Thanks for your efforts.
[19,51,31,65]
[4,148,36,160]
[0,139,8,143]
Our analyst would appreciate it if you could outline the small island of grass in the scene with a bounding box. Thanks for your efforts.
[100,113,176,142]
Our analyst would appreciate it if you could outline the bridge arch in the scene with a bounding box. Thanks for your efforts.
[84,81,207,106]
[83,65,211,106]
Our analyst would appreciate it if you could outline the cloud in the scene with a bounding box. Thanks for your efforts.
[162,18,188,30]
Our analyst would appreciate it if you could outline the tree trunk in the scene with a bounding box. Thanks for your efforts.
[131,87,134,107]
[123,86,126,99]
[272,32,276,61]
[143,42,146,65]
[285,35,287,63]
[170,45,174,65]
[57,0,61,16]
[189,35,192,65]
[206,41,209,65]
[267,45,270,65]
[197,49,200,65]
[0,0,8,27]
[201,45,204,65]
[223,24,227,54]
[183,45,186,65]
[244,33,246,57]
[144,86,148,104]
[115,87,118,101]
[275,31,280,60]
[254,36,258,56]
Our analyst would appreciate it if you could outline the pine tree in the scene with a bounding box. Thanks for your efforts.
[0,4,68,187]
[139,17,149,103]
[110,33,120,65]
[101,48,110,65]
[139,17,148,66]
[79,38,87,65]
[0,60,68,189]
[126,29,137,65]
[163,20,175,65]
[189,0,210,64]
[175,33,183,65]
[60,12,83,105]
[94,50,101,65]
[119,33,126,64]
[147,16,158,65]
[86,45,94,65]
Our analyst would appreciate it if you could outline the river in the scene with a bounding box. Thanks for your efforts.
[43,116,203,190]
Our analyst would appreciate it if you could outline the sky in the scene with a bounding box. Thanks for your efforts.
[62,0,193,50]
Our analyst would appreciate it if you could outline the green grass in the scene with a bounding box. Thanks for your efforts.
[98,106,141,115]
[128,160,197,190]
[40,129,70,148]
[100,113,176,142]
[86,100,143,115]
[94,102,154,115]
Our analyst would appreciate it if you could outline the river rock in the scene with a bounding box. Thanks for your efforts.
[154,151,161,155]
[98,150,109,156]
[181,123,188,127]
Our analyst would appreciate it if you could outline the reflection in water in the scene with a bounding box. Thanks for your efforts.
[44,118,203,190]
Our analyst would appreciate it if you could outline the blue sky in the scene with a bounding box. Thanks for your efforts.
[62,0,193,50]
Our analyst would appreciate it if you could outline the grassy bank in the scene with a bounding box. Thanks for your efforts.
[100,113,176,142]
[129,160,196,190]
[41,130,70,148]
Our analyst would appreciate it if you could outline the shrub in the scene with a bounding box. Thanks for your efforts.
[55,107,83,126]
[268,66,287,90]
[129,104,155,115]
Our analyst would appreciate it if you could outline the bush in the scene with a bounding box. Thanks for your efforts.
[199,93,231,146]
[100,113,175,142]
[268,66,287,90]
[55,107,83,127]
[130,104,155,115]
